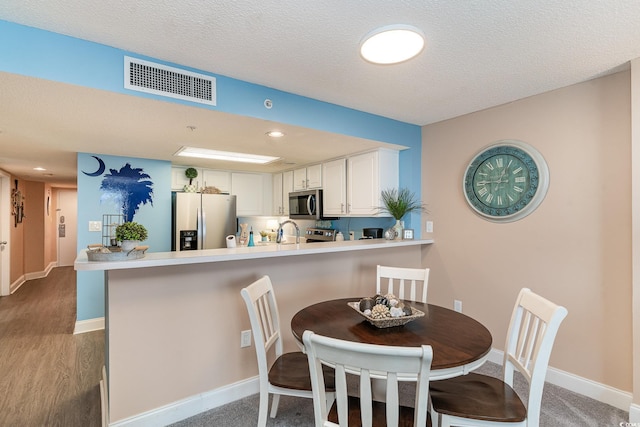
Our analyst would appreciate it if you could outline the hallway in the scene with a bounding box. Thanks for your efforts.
[0,266,103,426]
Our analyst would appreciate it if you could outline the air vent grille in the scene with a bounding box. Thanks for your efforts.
[124,56,216,106]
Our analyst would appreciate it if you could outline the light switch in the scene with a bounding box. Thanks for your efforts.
[89,221,102,232]
[426,221,433,233]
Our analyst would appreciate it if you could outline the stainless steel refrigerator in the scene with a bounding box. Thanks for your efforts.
[171,192,237,251]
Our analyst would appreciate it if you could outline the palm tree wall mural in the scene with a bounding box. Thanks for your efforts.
[99,163,154,222]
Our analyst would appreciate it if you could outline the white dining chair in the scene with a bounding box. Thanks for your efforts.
[303,329,433,427]
[241,275,335,427]
[429,288,568,427]
[376,265,430,303]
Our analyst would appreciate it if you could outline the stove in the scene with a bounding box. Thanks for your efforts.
[305,228,337,243]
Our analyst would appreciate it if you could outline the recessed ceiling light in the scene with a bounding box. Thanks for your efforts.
[33,167,46,171]
[360,24,425,65]
[175,146,280,164]
[266,130,285,138]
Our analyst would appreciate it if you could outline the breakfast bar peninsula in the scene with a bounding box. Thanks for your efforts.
[75,238,433,426]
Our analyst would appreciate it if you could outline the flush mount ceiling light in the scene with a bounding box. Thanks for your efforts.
[175,146,280,164]
[266,130,285,138]
[360,24,425,64]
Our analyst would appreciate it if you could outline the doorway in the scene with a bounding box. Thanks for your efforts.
[0,171,9,296]
[57,190,77,267]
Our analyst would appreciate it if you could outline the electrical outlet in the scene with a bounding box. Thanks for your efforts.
[241,330,251,348]
[454,300,462,313]
[89,221,102,232]
[426,221,433,233]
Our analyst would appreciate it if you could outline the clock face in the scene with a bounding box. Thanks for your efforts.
[463,141,549,222]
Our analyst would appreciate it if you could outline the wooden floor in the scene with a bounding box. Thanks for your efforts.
[0,266,104,426]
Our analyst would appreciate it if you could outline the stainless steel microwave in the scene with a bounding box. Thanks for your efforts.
[289,189,329,220]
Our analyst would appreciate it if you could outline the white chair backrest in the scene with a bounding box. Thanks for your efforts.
[503,287,568,426]
[241,276,283,374]
[303,330,433,427]
[376,265,430,303]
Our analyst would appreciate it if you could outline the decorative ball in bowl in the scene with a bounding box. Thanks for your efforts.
[349,293,424,328]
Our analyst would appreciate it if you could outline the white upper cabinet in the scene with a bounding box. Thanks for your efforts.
[293,164,322,191]
[322,158,347,216]
[272,170,294,216]
[231,172,272,216]
[272,173,284,216]
[346,149,399,217]
[171,166,195,191]
[201,170,231,193]
[321,149,399,217]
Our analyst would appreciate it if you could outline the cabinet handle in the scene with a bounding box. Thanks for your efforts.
[341,203,344,214]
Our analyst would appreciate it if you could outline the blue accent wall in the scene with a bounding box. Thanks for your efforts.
[0,19,422,321]
[77,153,171,320]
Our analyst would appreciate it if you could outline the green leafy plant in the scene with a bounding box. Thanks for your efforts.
[185,167,198,185]
[115,221,148,242]
[380,188,427,220]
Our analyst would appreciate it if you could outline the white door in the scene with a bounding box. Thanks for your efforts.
[0,171,10,296]
[57,190,78,267]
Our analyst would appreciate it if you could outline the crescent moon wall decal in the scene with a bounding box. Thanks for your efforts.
[82,156,106,177]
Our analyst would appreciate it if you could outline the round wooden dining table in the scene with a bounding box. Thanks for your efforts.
[291,298,493,380]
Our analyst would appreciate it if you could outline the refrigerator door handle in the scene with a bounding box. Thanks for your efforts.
[197,208,204,250]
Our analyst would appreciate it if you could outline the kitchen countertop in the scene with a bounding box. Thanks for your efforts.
[74,238,434,271]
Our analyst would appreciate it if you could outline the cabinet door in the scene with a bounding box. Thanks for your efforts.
[272,173,284,215]
[306,164,322,189]
[232,173,265,216]
[202,170,231,193]
[171,166,193,191]
[322,159,347,215]
[282,171,294,215]
[293,168,307,191]
[347,151,379,216]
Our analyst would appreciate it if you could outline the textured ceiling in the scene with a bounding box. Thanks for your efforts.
[1,0,640,185]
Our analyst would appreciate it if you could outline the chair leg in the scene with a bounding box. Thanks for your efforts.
[257,390,269,427]
[270,393,281,418]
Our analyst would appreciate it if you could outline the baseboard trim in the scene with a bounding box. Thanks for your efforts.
[10,275,25,294]
[103,349,632,426]
[108,376,259,427]
[74,317,105,334]
[488,349,631,412]
[630,403,640,423]
[12,262,58,294]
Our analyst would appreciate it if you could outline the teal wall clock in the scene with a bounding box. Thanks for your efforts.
[463,140,549,223]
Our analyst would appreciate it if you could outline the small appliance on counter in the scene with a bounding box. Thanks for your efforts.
[305,228,337,243]
[362,228,383,239]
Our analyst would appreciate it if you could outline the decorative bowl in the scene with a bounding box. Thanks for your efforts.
[348,301,424,328]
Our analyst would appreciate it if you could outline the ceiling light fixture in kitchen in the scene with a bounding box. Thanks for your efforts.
[175,146,280,164]
[360,24,425,64]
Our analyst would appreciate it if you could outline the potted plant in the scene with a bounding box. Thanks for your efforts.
[184,167,198,192]
[115,221,148,251]
[380,188,427,238]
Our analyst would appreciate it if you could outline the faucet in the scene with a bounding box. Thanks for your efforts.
[276,220,300,244]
